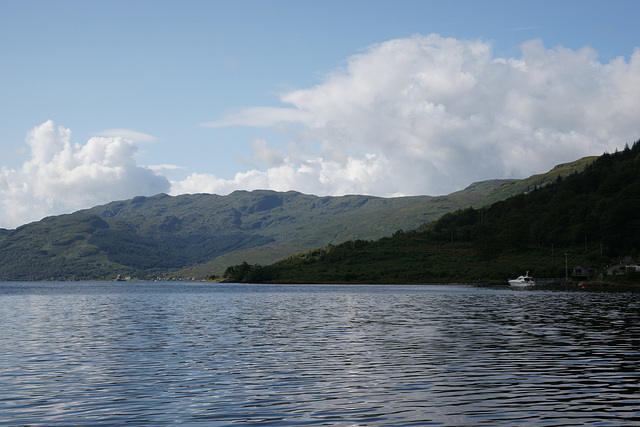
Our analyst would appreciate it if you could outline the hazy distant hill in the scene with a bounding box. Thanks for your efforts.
[0,156,595,281]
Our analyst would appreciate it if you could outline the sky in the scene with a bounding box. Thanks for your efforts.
[1,0,639,228]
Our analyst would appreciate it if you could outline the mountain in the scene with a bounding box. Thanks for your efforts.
[0,183,496,280]
[0,156,595,281]
[221,144,640,284]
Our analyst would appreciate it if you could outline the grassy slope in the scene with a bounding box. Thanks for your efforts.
[173,181,514,277]
[0,182,503,280]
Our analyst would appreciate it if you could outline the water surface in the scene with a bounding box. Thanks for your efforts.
[1,282,639,425]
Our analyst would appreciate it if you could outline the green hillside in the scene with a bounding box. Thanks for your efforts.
[0,181,504,280]
[221,143,640,284]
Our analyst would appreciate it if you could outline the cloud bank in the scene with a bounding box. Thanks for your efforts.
[2,35,639,228]
[192,34,640,197]
[0,120,169,228]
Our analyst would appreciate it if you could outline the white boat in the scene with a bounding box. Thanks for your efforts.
[509,271,535,287]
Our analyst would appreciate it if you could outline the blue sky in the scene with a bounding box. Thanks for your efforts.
[1,0,639,228]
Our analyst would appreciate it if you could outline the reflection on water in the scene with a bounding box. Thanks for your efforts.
[1,282,639,425]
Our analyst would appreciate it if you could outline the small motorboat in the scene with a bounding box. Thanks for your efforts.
[508,271,535,287]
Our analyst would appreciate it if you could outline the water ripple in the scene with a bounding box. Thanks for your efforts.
[1,282,639,425]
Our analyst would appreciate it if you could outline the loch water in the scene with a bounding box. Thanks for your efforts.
[1,282,639,426]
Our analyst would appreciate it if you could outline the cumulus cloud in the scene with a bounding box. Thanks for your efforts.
[5,35,639,228]
[0,120,170,228]
[179,34,640,198]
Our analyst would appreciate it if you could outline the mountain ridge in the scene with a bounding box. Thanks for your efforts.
[0,157,595,280]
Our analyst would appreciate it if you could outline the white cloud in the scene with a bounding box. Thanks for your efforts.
[186,34,639,197]
[95,128,158,143]
[4,35,639,228]
[0,120,170,228]
[147,163,185,179]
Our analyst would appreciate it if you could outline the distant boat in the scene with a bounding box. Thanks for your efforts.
[509,271,535,287]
